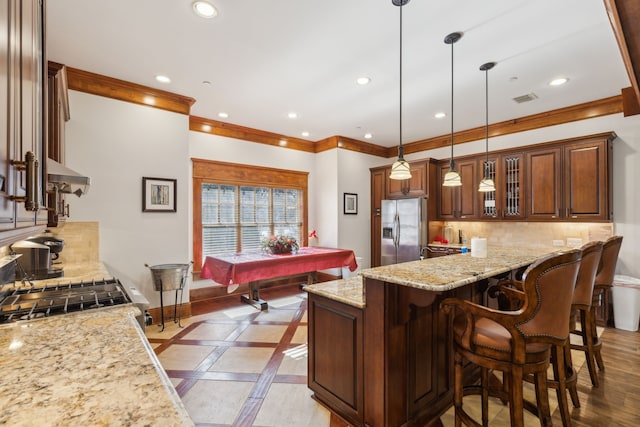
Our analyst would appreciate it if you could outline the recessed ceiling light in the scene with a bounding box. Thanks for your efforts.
[202,80,212,85]
[202,124,212,132]
[193,1,217,18]
[287,112,298,119]
[364,133,373,139]
[434,112,446,119]
[356,77,371,85]
[279,140,288,146]
[549,77,569,86]
[155,75,171,84]
[301,131,310,137]
[218,112,229,118]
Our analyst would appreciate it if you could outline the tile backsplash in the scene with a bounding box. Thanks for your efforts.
[441,221,614,249]
[48,222,100,264]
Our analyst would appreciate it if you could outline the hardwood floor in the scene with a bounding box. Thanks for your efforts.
[556,325,640,427]
[153,284,640,426]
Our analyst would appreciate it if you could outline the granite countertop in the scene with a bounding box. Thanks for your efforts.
[360,246,557,291]
[0,262,194,427]
[304,276,365,308]
[306,247,558,308]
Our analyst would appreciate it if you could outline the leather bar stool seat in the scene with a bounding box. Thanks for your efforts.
[442,250,582,427]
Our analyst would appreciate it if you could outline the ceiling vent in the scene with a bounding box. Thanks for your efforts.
[512,93,538,103]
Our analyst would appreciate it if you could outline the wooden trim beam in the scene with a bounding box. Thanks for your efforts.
[604,0,640,107]
[190,116,316,153]
[401,95,623,156]
[66,67,195,115]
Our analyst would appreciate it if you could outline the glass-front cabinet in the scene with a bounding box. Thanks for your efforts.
[478,152,526,220]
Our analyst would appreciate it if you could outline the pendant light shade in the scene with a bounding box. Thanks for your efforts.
[442,32,462,187]
[478,61,496,193]
[389,0,412,181]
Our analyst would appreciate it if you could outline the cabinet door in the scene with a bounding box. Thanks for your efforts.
[386,161,427,198]
[478,155,499,219]
[308,294,364,424]
[526,147,562,219]
[437,162,455,219]
[498,153,525,219]
[457,159,477,219]
[564,139,609,220]
[437,159,476,219]
[0,0,16,230]
[370,168,385,267]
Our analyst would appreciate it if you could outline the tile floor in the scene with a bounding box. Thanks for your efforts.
[146,286,590,427]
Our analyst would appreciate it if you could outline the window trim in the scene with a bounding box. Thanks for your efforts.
[192,158,309,275]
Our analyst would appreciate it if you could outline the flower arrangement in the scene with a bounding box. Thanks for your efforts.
[263,235,299,254]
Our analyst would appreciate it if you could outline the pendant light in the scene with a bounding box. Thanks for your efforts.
[389,0,412,180]
[442,32,462,187]
[478,62,496,192]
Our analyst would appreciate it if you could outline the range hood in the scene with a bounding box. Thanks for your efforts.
[47,158,91,197]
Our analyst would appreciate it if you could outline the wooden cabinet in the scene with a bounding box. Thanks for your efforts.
[370,168,385,267]
[434,133,613,222]
[0,0,47,247]
[526,147,562,219]
[308,294,364,426]
[437,158,477,219]
[526,134,613,221]
[478,152,526,220]
[563,137,611,220]
[385,160,428,198]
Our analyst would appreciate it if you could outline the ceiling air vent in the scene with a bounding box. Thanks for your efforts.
[512,93,538,103]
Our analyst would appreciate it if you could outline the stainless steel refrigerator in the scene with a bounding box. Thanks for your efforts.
[381,198,428,266]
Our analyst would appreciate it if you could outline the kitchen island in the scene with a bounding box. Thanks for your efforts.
[305,246,557,427]
[0,263,193,427]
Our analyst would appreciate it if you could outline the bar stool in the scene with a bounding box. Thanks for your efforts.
[495,242,603,425]
[577,235,623,375]
[442,250,581,427]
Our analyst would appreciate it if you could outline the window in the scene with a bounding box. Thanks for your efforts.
[201,184,302,256]
[193,159,308,273]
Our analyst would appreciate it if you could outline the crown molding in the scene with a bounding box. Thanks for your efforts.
[63,65,623,158]
[65,66,196,115]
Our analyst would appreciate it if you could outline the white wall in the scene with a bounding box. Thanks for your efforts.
[63,88,640,308]
[64,91,190,308]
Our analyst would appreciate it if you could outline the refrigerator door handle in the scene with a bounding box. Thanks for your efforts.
[394,214,400,248]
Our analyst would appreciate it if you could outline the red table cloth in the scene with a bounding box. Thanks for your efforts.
[201,246,358,286]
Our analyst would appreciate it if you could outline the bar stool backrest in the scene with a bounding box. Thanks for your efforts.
[594,235,623,287]
[573,241,604,306]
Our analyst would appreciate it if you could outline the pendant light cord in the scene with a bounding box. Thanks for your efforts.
[450,38,454,165]
[398,3,404,159]
[485,66,489,165]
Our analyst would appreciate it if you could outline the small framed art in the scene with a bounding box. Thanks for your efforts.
[143,177,177,212]
[343,193,358,215]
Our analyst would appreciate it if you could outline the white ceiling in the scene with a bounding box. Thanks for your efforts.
[46,0,630,148]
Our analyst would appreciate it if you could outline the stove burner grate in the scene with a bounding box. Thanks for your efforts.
[0,278,132,324]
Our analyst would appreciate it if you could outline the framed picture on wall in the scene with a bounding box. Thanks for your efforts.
[143,177,177,212]
[344,193,358,215]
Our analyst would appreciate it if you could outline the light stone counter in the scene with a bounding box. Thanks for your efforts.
[305,247,559,308]
[360,246,558,291]
[304,276,365,308]
[0,263,194,427]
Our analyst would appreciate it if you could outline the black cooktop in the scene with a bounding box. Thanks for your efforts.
[0,278,131,324]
